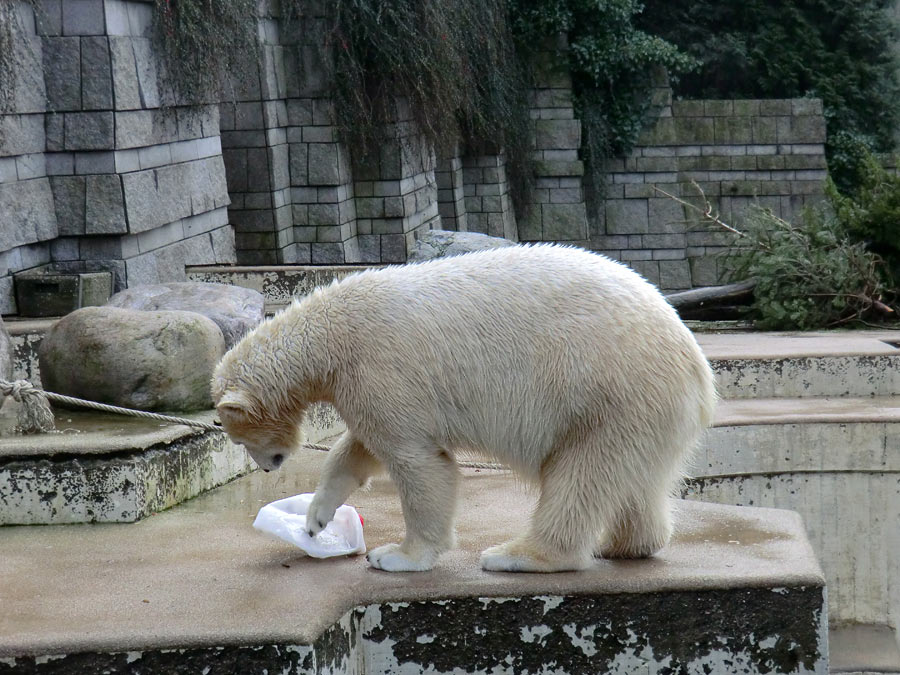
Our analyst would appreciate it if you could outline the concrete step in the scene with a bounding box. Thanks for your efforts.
[829,624,900,674]
[0,447,827,674]
[0,399,343,525]
[696,396,900,636]
[697,331,900,398]
[0,407,253,525]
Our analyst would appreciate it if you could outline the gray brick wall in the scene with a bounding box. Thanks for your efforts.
[520,35,588,243]
[593,96,827,291]
[0,0,235,313]
[1,3,836,310]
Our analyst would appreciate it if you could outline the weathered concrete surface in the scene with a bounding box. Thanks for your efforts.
[186,264,374,313]
[0,409,253,524]
[698,330,900,398]
[829,624,900,674]
[697,398,900,631]
[0,447,826,673]
[0,318,11,407]
[106,281,265,349]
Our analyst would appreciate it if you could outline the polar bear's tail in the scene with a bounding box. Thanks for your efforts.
[696,357,718,431]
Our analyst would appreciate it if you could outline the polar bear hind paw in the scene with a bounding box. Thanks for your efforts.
[366,543,437,572]
[480,540,593,573]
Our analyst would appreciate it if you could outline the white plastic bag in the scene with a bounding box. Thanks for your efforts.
[253,493,366,558]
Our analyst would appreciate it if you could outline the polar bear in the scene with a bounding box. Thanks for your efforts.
[212,244,716,573]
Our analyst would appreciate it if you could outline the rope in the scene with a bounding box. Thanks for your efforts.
[0,379,510,469]
[0,379,220,434]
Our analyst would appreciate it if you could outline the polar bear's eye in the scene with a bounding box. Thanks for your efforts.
[272,454,284,467]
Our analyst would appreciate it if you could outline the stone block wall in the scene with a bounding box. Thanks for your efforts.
[222,3,441,265]
[0,2,55,314]
[593,97,828,290]
[0,0,235,314]
[1,3,838,310]
[520,36,588,243]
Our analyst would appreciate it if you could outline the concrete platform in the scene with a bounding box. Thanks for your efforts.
[0,407,253,525]
[697,331,900,399]
[0,447,827,674]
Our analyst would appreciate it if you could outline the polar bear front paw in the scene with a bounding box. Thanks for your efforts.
[305,495,336,537]
[366,543,436,572]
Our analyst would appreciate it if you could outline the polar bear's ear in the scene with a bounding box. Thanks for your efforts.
[216,390,253,417]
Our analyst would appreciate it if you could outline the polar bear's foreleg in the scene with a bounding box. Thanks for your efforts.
[481,444,600,573]
[367,446,459,572]
[306,432,381,536]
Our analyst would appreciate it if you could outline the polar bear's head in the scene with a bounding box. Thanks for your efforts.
[214,389,301,472]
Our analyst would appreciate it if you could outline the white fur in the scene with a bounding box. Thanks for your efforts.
[212,245,716,573]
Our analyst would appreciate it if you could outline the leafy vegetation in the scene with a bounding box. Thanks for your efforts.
[827,152,900,284]
[725,203,893,330]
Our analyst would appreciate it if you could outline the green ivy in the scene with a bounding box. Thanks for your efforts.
[826,152,900,284]
[509,0,696,212]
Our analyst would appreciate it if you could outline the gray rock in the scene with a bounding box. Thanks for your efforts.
[106,282,264,349]
[0,317,12,383]
[406,230,516,263]
[39,306,226,412]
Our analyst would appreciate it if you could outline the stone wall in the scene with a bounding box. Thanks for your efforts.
[0,2,56,314]
[592,95,827,291]
[1,2,836,313]
[0,0,235,314]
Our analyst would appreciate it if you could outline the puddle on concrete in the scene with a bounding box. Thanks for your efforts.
[675,512,791,549]
[0,403,170,438]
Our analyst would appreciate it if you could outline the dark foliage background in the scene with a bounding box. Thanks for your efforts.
[639,0,900,159]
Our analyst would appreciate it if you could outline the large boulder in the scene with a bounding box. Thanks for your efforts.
[407,230,516,263]
[39,307,226,412]
[106,282,265,349]
[0,318,11,407]
[0,318,11,383]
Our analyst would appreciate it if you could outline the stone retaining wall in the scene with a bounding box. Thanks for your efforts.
[0,0,235,314]
[592,95,827,290]
[1,2,835,312]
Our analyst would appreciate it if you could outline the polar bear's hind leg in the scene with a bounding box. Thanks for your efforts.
[481,438,606,573]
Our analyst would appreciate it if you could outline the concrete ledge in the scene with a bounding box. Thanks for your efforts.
[0,405,342,524]
[696,405,900,630]
[186,264,382,311]
[0,448,826,673]
[830,624,900,674]
[0,409,253,524]
[698,331,900,399]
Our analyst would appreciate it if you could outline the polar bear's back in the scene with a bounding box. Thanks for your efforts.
[317,245,713,469]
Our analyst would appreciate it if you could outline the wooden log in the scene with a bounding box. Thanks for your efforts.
[665,280,756,311]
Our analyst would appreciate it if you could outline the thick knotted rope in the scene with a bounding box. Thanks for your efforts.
[0,379,220,434]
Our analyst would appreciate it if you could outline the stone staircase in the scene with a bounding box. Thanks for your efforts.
[694,330,900,675]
